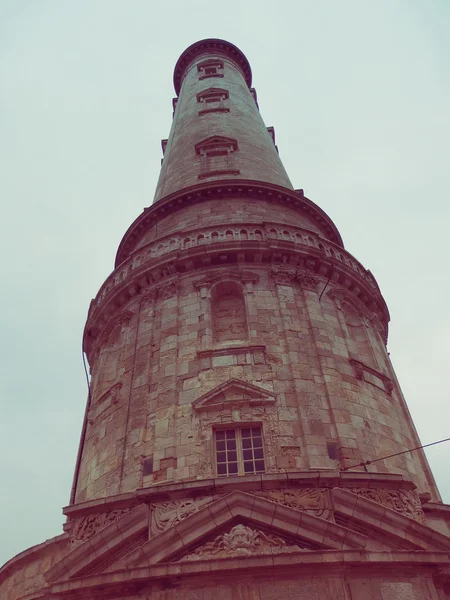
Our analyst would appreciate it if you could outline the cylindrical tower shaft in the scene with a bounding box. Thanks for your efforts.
[154,39,292,202]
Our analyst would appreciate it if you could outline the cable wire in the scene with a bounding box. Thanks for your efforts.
[82,350,92,404]
[341,436,450,471]
[318,264,334,301]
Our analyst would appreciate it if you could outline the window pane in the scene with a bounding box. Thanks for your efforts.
[228,462,238,474]
[217,463,227,475]
[243,449,253,460]
[255,460,265,471]
[216,440,225,451]
[227,439,236,450]
[216,431,225,440]
[242,438,252,449]
[226,430,236,439]
[216,452,226,462]
[251,427,261,436]
[244,461,255,473]
[254,448,264,459]
[252,437,262,448]
[241,428,251,437]
[228,450,237,462]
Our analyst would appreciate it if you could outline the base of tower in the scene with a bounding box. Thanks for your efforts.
[3,472,450,599]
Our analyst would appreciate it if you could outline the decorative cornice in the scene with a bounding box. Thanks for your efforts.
[62,471,416,519]
[194,269,259,289]
[114,180,344,266]
[84,242,390,365]
[173,38,252,95]
[269,264,318,289]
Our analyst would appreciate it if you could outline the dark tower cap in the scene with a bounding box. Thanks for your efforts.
[173,38,252,95]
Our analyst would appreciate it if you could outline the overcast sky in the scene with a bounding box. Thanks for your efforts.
[1,1,449,567]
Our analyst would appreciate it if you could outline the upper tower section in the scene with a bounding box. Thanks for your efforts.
[153,39,293,203]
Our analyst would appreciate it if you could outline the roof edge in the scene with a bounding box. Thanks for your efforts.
[173,38,252,95]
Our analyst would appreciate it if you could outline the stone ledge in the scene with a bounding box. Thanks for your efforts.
[47,550,450,595]
[63,471,416,519]
[197,343,266,358]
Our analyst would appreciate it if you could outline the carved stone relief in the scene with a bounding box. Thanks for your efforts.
[345,488,425,523]
[181,524,303,560]
[269,265,318,289]
[151,497,214,535]
[70,509,130,544]
[254,488,332,521]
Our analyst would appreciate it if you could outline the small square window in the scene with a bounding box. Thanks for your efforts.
[198,60,224,81]
[214,426,265,477]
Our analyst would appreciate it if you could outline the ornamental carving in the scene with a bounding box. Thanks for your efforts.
[269,265,318,288]
[254,488,331,521]
[182,524,302,560]
[71,508,130,542]
[157,279,179,301]
[346,488,425,523]
[151,497,213,535]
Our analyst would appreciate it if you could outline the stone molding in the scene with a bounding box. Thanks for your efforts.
[84,239,388,364]
[115,181,344,265]
[192,378,276,411]
[349,358,394,395]
[269,264,318,289]
[63,472,417,520]
[173,38,253,94]
[194,268,259,292]
[343,487,424,523]
[196,344,266,367]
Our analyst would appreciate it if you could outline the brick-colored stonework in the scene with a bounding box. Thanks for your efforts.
[2,38,450,600]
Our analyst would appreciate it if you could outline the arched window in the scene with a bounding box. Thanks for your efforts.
[211,281,248,344]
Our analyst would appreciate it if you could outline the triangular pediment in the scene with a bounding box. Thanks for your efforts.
[113,490,369,568]
[196,86,229,99]
[192,378,276,411]
[332,488,450,552]
[44,504,149,583]
[43,488,450,586]
[195,136,238,154]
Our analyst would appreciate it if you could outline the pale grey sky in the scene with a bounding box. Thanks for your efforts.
[1,1,449,567]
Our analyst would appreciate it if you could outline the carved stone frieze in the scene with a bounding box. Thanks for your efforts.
[345,488,425,523]
[181,524,303,560]
[151,497,214,535]
[71,509,130,543]
[269,265,318,289]
[254,488,332,521]
[157,279,179,301]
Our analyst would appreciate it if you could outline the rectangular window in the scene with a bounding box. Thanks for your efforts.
[215,427,265,476]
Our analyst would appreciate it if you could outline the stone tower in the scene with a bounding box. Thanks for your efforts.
[2,38,450,600]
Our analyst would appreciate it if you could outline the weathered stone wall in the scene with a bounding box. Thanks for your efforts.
[0,535,68,600]
[131,197,330,254]
[75,259,438,503]
[153,53,292,202]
